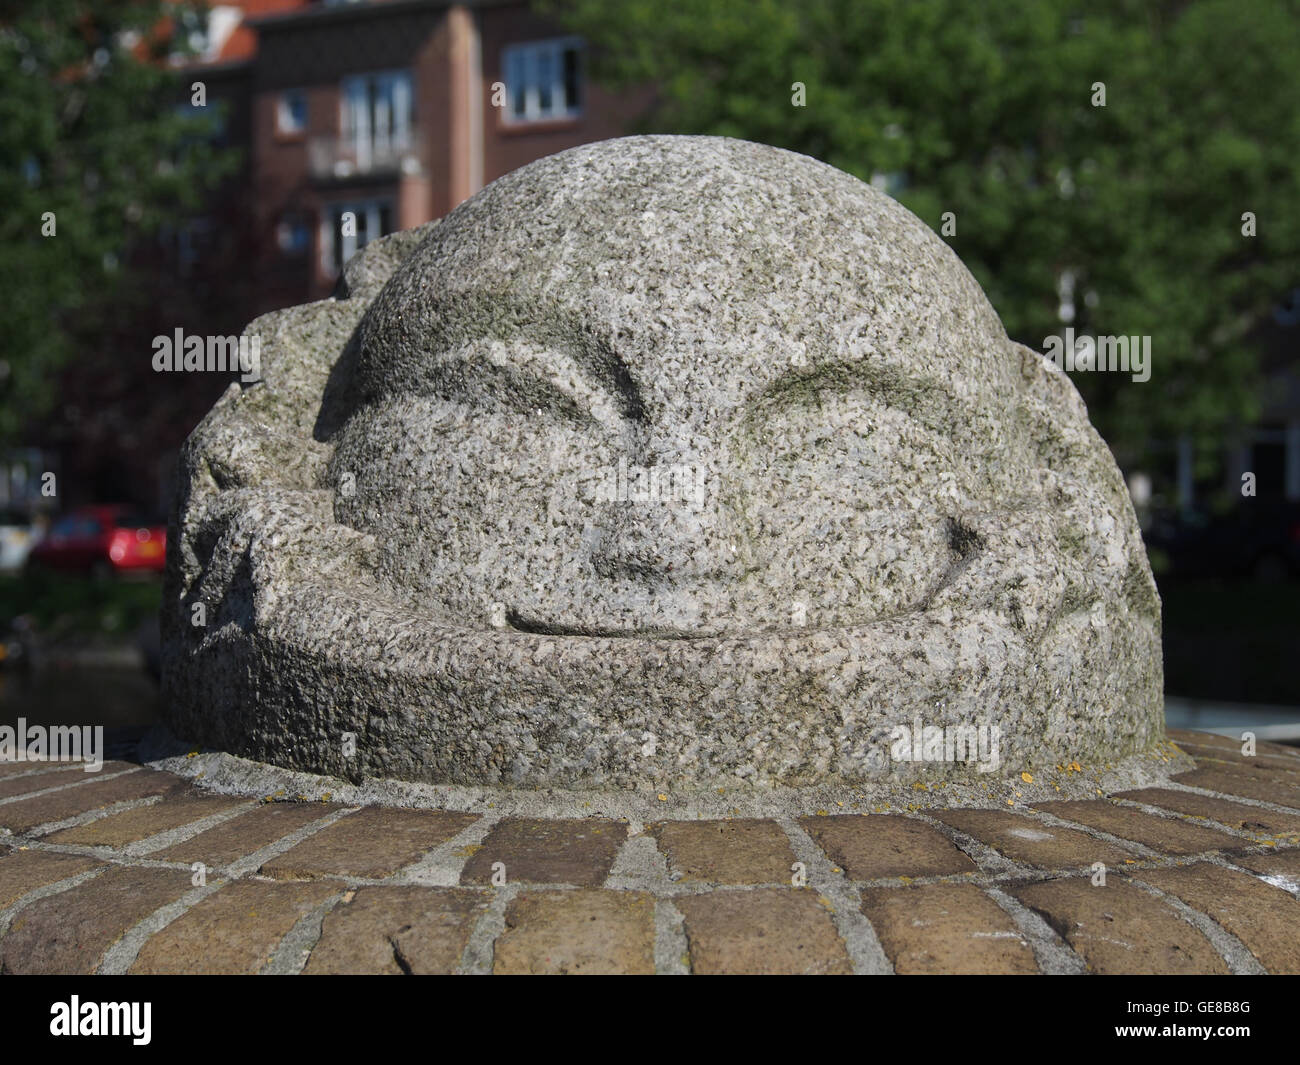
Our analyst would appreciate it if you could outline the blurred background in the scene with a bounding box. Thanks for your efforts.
[2,0,1297,741]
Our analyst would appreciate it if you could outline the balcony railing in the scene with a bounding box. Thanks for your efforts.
[307,132,423,181]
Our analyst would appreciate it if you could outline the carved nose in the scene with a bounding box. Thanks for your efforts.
[591,458,734,582]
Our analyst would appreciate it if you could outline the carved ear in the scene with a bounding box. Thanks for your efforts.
[1005,340,1158,622]
[333,220,441,303]
[1009,340,1131,513]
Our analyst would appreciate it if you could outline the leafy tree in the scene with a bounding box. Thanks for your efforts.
[548,0,1300,477]
[0,0,233,445]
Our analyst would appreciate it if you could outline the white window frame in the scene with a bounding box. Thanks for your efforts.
[340,69,413,171]
[320,199,393,276]
[276,89,308,135]
[502,37,583,124]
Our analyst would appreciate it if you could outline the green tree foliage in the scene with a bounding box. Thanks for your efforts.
[0,0,233,442]
[548,0,1300,467]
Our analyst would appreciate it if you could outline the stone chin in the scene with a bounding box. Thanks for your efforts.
[162,135,1164,790]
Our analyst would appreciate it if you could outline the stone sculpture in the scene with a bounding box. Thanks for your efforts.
[162,135,1163,789]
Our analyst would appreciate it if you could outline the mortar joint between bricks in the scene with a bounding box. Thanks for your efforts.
[1106,797,1268,841]
[1122,875,1267,976]
[1160,782,1300,816]
[1022,808,1161,861]
[982,884,1085,976]
[0,766,144,809]
[458,881,519,975]
[896,810,1032,877]
[776,817,893,975]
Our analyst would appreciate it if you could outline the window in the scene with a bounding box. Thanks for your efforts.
[277,90,308,135]
[502,38,582,123]
[276,212,311,256]
[340,70,413,171]
[321,200,392,276]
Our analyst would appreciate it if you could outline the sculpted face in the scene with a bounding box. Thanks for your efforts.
[164,136,1164,790]
[330,144,1019,639]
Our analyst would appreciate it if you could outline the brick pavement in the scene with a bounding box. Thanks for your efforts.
[1,727,1298,974]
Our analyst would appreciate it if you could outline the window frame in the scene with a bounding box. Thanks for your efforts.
[276,89,309,137]
[339,69,414,170]
[319,199,394,277]
[501,37,583,125]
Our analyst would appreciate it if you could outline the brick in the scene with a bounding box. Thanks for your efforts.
[1114,788,1300,842]
[0,764,90,799]
[799,814,976,880]
[1172,764,1300,808]
[1033,800,1245,856]
[154,801,336,866]
[676,888,852,974]
[0,849,104,909]
[1180,746,1300,775]
[0,759,134,780]
[46,793,248,848]
[262,807,477,880]
[1137,863,1300,974]
[860,883,1037,974]
[1231,850,1300,895]
[928,808,1137,869]
[130,879,339,974]
[462,818,625,886]
[493,890,655,974]
[1169,729,1300,763]
[649,819,794,885]
[0,760,62,778]
[1010,878,1226,974]
[304,886,488,974]
[0,866,192,974]
[0,769,180,834]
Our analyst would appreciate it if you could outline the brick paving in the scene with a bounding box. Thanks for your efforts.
[1,726,1298,974]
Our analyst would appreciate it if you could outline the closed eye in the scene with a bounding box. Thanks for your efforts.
[745,358,952,434]
[420,339,632,432]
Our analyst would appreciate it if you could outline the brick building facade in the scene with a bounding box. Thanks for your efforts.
[187,0,648,315]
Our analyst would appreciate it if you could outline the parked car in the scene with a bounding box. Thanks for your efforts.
[0,508,38,572]
[27,506,167,576]
[1146,501,1300,580]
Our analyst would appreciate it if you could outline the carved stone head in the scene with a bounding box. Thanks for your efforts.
[163,136,1163,789]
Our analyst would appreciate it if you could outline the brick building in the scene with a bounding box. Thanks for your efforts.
[42,0,649,511]
[183,0,648,315]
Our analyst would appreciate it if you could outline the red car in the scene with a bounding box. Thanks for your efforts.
[28,506,167,575]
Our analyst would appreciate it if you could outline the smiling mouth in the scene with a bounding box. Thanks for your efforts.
[504,608,719,641]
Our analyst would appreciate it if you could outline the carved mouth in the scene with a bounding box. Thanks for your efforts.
[505,608,717,640]
[496,517,990,640]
